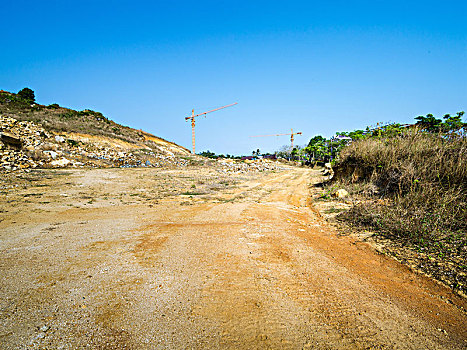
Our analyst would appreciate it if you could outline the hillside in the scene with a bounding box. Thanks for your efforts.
[0,89,192,170]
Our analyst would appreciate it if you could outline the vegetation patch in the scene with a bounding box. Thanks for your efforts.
[330,127,466,295]
[180,191,204,196]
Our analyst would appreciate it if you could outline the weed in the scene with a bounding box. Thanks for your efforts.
[335,130,466,239]
[332,129,466,292]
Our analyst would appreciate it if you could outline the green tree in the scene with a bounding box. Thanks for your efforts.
[305,135,327,161]
[415,114,442,132]
[18,87,35,102]
[199,150,217,158]
[379,124,404,137]
[291,147,298,160]
[276,145,291,159]
[442,112,465,132]
[343,129,366,140]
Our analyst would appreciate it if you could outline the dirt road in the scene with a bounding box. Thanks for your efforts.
[1,167,465,349]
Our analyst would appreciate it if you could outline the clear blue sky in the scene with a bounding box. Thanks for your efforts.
[2,0,466,155]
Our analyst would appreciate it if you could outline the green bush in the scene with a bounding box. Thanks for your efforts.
[18,87,35,102]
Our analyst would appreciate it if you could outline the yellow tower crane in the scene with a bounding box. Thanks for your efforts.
[185,102,238,154]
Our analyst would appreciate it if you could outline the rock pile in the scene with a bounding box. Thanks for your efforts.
[0,116,51,170]
[216,158,285,173]
[0,116,284,173]
[0,115,190,170]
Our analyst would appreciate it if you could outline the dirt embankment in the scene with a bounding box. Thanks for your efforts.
[0,115,194,171]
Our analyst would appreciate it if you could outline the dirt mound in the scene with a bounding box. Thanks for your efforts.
[0,89,197,171]
[0,89,290,173]
[0,115,194,171]
[0,115,285,173]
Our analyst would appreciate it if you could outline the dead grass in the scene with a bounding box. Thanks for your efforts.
[331,129,467,293]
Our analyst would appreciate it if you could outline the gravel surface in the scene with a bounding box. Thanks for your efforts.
[0,166,466,349]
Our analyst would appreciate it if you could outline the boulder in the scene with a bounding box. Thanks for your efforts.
[43,150,59,159]
[0,132,22,149]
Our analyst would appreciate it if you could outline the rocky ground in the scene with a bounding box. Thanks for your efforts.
[0,115,283,173]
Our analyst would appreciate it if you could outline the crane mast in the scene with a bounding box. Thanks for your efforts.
[185,102,237,154]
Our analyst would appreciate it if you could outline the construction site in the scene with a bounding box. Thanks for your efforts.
[1,89,466,349]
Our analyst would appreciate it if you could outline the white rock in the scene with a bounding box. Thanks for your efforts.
[55,135,65,143]
[44,150,59,159]
[51,158,71,167]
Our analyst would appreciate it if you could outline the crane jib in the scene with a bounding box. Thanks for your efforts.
[185,102,238,153]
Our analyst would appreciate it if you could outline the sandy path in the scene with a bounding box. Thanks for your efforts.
[0,167,465,349]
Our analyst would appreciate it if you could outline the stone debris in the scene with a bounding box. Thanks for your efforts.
[43,150,58,159]
[216,158,285,173]
[0,115,284,174]
[50,158,71,167]
[1,131,22,149]
[333,189,349,198]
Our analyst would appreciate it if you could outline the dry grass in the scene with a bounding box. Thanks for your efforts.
[331,130,466,292]
[334,130,466,237]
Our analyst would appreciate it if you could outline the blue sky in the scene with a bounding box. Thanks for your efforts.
[2,1,466,155]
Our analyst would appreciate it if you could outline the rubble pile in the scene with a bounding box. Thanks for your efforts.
[0,116,51,170]
[216,158,285,173]
[0,116,284,173]
[0,116,189,171]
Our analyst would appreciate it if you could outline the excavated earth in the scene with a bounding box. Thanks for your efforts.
[0,166,466,349]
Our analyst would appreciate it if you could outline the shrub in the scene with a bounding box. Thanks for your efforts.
[18,88,35,102]
[333,129,467,292]
[335,129,466,240]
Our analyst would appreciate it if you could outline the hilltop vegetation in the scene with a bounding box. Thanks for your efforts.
[301,112,466,163]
